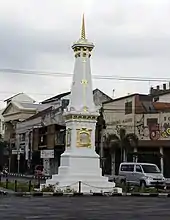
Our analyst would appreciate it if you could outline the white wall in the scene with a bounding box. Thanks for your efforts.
[135,112,170,141]
[103,95,170,141]
[103,95,135,136]
[158,93,170,103]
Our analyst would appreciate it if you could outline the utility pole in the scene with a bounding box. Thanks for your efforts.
[17,148,21,174]
[99,107,106,176]
[100,128,104,173]
[8,142,11,173]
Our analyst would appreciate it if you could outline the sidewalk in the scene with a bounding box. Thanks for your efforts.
[0,187,14,195]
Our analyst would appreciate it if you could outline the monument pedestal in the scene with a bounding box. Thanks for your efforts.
[43,151,122,193]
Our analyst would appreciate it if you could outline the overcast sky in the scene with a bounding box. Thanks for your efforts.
[0,0,170,108]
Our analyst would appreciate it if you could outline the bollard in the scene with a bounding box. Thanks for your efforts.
[28,180,31,192]
[14,180,17,192]
[6,179,8,189]
[37,176,40,188]
[126,182,130,193]
[156,182,159,192]
[78,181,81,193]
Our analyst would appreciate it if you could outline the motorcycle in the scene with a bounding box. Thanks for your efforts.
[1,168,8,177]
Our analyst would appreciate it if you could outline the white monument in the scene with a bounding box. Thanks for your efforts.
[44,15,122,193]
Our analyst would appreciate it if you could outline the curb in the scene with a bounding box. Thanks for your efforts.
[1,191,170,197]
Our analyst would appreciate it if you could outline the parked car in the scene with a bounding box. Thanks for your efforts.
[118,162,166,188]
[34,165,44,177]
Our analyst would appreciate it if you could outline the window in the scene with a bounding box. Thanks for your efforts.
[136,165,142,173]
[2,122,5,130]
[19,133,25,142]
[142,165,160,173]
[125,101,132,115]
[38,127,47,146]
[121,164,134,172]
[39,135,47,146]
[147,118,157,126]
[11,143,15,149]
[153,97,159,102]
[147,118,158,130]
[55,129,65,145]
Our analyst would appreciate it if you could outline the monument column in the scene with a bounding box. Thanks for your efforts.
[45,15,121,194]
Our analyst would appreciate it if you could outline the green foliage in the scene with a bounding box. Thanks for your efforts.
[63,186,77,193]
[0,180,34,192]
[41,185,54,192]
[41,184,64,193]
[106,129,138,150]
[116,183,164,193]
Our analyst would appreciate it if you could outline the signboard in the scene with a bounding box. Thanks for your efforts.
[12,149,24,155]
[40,150,54,159]
[12,150,18,155]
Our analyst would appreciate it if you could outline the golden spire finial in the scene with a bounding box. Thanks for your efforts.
[81,14,86,40]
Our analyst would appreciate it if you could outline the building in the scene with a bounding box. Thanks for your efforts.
[15,89,112,175]
[2,92,50,173]
[150,83,170,102]
[2,92,50,141]
[0,109,5,138]
[0,109,6,171]
[103,88,170,177]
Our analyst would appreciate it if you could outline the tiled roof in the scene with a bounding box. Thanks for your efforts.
[41,92,71,104]
[4,92,35,103]
[4,92,24,102]
[42,89,112,104]
[19,102,50,111]
[153,102,170,112]
[2,101,50,115]
[24,106,53,121]
[103,93,149,104]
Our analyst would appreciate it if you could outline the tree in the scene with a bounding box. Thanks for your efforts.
[95,107,106,153]
[0,135,8,171]
[0,134,2,141]
[105,133,120,175]
[106,128,138,175]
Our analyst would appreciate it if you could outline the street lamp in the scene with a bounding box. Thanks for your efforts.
[98,107,106,176]
[17,148,22,174]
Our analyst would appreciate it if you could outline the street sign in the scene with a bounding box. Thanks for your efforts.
[12,150,18,155]
[12,149,24,155]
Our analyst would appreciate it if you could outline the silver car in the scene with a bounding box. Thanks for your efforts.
[118,162,166,188]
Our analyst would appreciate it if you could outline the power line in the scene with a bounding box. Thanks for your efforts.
[0,68,170,82]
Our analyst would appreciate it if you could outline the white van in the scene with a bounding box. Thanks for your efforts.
[118,162,166,188]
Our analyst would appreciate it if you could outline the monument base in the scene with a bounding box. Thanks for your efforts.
[41,151,122,194]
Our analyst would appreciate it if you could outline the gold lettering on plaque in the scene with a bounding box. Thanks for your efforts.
[76,128,91,148]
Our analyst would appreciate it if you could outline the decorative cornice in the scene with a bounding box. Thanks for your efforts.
[64,113,98,121]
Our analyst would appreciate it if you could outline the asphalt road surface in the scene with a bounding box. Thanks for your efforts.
[0,196,170,220]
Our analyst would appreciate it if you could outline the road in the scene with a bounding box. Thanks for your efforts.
[0,196,170,220]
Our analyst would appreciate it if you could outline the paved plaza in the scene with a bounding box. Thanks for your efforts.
[0,196,170,219]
